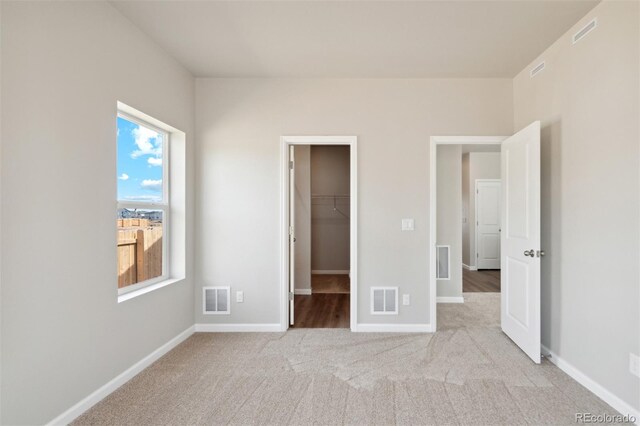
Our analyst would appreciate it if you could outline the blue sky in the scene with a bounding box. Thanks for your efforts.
[117,116,164,203]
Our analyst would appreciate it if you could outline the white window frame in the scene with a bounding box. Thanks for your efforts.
[117,111,170,296]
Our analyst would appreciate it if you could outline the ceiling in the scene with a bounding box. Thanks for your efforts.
[112,0,599,78]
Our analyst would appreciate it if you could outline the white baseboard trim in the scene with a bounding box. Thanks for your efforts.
[437,297,464,303]
[541,345,640,422]
[353,323,433,333]
[47,325,195,426]
[462,263,477,271]
[195,323,282,332]
[294,289,312,295]
[311,270,350,275]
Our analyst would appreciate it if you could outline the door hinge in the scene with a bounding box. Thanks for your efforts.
[477,252,479,257]
[289,161,294,170]
[289,291,294,301]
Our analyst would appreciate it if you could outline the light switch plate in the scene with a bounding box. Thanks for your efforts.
[401,218,414,231]
[236,291,244,303]
[402,294,410,306]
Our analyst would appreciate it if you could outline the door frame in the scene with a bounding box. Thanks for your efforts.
[280,136,358,331]
[429,136,507,331]
[475,179,502,270]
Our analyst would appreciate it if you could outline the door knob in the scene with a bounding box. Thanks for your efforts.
[524,249,535,257]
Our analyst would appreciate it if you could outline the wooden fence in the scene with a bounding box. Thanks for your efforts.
[117,223,163,288]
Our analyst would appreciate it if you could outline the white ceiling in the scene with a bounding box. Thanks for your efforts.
[112,0,599,78]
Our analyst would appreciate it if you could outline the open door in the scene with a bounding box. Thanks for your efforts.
[289,145,295,326]
[501,121,542,363]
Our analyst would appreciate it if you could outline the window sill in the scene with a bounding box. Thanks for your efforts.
[117,277,185,304]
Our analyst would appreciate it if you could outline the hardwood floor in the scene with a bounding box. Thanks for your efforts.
[311,274,350,293]
[292,274,350,328]
[290,294,350,328]
[463,269,501,292]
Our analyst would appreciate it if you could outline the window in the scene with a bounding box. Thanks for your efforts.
[117,112,169,294]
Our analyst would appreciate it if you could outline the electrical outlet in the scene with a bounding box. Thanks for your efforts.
[402,294,410,306]
[236,291,244,303]
[630,353,640,378]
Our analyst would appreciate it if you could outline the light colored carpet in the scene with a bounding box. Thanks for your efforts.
[311,274,350,294]
[74,293,620,425]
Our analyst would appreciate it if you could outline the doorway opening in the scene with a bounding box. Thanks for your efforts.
[434,142,503,305]
[280,136,358,331]
[430,122,542,363]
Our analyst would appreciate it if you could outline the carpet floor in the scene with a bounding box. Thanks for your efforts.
[74,293,620,425]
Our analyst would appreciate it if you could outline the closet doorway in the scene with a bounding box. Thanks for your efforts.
[280,136,357,330]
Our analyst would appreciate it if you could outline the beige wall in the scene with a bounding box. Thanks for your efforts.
[513,0,639,412]
[311,145,350,272]
[1,2,195,424]
[465,152,501,268]
[294,146,312,291]
[195,78,513,326]
[436,145,462,298]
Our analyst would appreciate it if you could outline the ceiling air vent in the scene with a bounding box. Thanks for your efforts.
[573,18,597,44]
[203,287,230,314]
[530,61,545,78]
[371,287,398,315]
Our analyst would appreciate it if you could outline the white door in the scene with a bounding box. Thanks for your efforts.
[476,180,502,270]
[501,121,542,363]
[289,145,295,325]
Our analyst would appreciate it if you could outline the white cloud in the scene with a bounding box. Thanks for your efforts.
[141,179,162,192]
[118,173,129,181]
[147,157,162,167]
[131,126,162,159]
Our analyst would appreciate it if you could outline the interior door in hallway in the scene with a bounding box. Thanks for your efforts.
[501,121,542,363]
[289,145,295,325]
[476,180,502,270]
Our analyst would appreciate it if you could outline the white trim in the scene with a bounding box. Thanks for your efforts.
[281,136,358,332]
[429,136,507,333]
[462,263,477,271]
[437,297,464,304]
[294,288,312,295]
[353,323,433,333]
[474,179,501,270]
[311,270,350,275]
[195,323,282,332]
[542,345,640,422]
[116,104,171,299]
[117,277,184,303]
[46,325,195,426]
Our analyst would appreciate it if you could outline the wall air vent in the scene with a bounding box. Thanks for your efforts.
[573,18,597,44]
[530,61,545,78]
[203,287,230,314]
[436,245,450,280]
[371,287,398,315]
